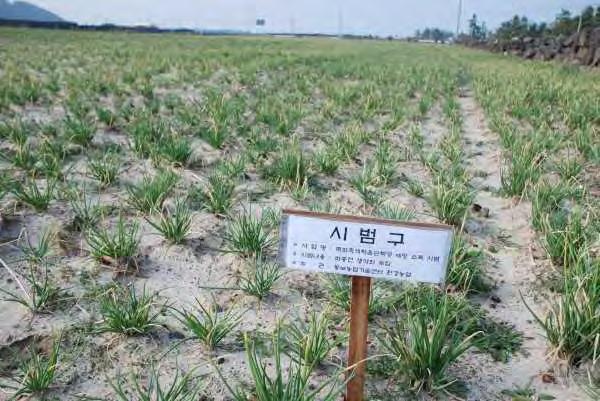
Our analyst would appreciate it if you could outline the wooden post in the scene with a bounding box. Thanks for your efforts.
[345,276,371,401]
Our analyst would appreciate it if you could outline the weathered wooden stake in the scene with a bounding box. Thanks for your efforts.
[345,276,371,401]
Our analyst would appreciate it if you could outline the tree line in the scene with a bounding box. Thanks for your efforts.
[414,5,600,42]
[495,6,600,40]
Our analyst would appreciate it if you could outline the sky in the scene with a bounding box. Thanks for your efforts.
[22,0,597,36]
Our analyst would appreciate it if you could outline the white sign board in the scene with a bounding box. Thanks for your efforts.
[279,210,453,284]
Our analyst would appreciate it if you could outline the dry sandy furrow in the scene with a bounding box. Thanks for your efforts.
[458,90,587,401]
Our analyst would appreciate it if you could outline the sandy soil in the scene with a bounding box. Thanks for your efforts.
[0,84,592,401]
[456,91,587,401]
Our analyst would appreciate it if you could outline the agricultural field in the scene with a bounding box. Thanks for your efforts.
[0,27,598,401]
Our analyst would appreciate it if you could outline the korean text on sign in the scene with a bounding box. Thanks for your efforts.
[279,210,453,284]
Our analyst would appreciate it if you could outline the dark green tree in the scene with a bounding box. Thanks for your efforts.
[553,9,576,35]
[580,6,595,29]
[493,6,599,41]
[468,14,487,40]
[414,27,453,42]
[496,15,533,40]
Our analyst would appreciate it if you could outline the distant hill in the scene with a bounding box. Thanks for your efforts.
[0,0,64,22]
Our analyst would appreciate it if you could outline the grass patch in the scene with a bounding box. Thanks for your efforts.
[223,210,276,258]
[98,285,162,335]
[283,310,337,366]
[324,275,401,318]
[88,151,120,187]
[524,259,600,364]
[351,163,384,209]
[377,203,415,221]
[64,115,95,146]
[555,155,583,180]
[238,258,283,300]
[12,178,56,211]
[159,134,192,166]
[379,288,479,395]
[5,143,37,171]
[500,142,542,197]
[314,147,340,176]
[174,299,242,350]
[0,264,68,314]
[265,144,310,191]
[128,115,166,158]
[10,338,60,399]
[531,180,582,232]
[127,170,178,213]
[111,366,203,401]
[429,178,474,226]
[542,208,588,269]
[19,228,54,265]
[69,189,103,231]
[190,172,235,215]
[447,234,490,294]
[215,155,246,179]
[501,383,556,400]
[333,126,364,161]
[147,200,192,244]
[373,139,398,186]
[86,215,140,266]
[403,176,425,198]
[217,329,344,401]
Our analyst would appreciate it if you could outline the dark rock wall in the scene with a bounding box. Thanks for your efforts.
[485,27,600,66]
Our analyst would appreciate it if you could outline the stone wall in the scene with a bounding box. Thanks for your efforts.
[487,27,600,66]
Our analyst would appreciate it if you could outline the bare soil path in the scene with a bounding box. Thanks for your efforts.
[458,90,587,400]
